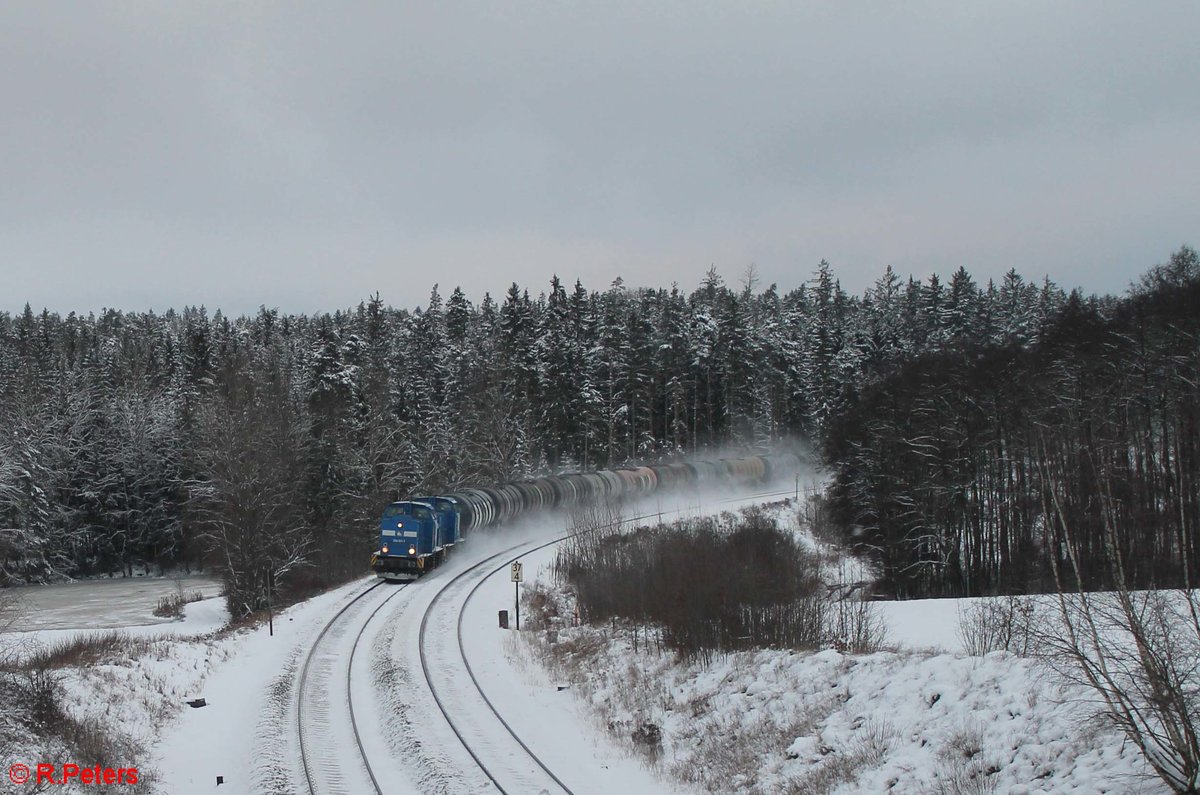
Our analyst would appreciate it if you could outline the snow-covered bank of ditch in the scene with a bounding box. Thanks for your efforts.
[518,593,1161,793]
[511,498,1167,795]
[4,576,389,794]
[1,597,234,794]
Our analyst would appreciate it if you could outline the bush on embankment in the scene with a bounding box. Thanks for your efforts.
[551,508,872,662]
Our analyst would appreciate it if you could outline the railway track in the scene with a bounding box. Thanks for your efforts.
[288,487,794,794]
[419,537,573,794]
[296,579,409,795]
[418,487,796,794]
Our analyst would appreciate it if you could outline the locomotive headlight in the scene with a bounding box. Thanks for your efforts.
[381,545,389,554]
[408,546,417,555]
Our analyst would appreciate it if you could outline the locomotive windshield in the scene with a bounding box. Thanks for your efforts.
[381,503,436,518]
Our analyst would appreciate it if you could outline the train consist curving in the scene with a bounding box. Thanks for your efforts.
[371,453,800,581]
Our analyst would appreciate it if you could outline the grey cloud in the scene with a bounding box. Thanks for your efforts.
[1,1,1196,315]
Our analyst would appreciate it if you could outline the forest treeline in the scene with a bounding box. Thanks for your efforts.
[827,247,1200,597]
[0,250,1193,607]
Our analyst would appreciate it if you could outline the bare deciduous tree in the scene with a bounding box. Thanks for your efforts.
[1038,445,1200,793]
[0,587,25,667]
[188,383,311,619]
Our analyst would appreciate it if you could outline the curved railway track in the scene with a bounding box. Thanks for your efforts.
[296,579,409,795]
[289,487,794,794]
[419,537,574,794]
[418,487,796,794]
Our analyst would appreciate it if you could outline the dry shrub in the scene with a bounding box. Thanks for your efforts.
[522,581,565,631]
[934,759,1000,795]
[1,665,62,730]
[153,589,206,618]
[553,508,826,661]
[828,597,889,653]
[539,627,610,684]
[0,664,148,791]
[929,720,1000,794]
[801,492,841,545]
[22,631,168,670]
[939,722,984,763]
[66,713,142,769]
[957,596,1034,656]
[631,721,662,756]
[1033,588,1200,793]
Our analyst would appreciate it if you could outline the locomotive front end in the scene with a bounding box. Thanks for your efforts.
[373,500,440,581]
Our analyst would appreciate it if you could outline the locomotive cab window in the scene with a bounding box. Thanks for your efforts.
[413,507,431,519]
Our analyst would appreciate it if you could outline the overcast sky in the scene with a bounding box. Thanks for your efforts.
[2,2,1196,316]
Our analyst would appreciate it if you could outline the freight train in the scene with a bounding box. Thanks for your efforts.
[371,453,799,581]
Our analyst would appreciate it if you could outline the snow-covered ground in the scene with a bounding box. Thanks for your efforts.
[1,594,233,795]
[504,504,1169,794]
[153,576,407,793]
[464,539,691,793]
[3,487,1171,794]
[448,530,708,792]
[160,487,800,794]
[880,597,983,654]
[520,627,1161,793]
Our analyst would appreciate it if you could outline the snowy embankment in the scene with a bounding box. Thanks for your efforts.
[507,505,1166,795]
[521,620,1158,793]
[1,592,233,795]
[0,573,385,794]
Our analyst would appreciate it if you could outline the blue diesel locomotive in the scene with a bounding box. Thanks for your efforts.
[371,453,799,581]
[372,497,462,580]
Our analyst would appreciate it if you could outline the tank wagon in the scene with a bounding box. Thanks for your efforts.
[371,453,800,580]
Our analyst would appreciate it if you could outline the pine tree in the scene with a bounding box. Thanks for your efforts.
[535,276,579,469]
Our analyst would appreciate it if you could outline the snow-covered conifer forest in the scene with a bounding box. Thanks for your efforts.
[1,249,1197,618]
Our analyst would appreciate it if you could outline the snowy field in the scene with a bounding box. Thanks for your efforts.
[513,556,1164,794]
[2,490,1172,794]
[879,597,985,654]
[502,505,1169,794]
